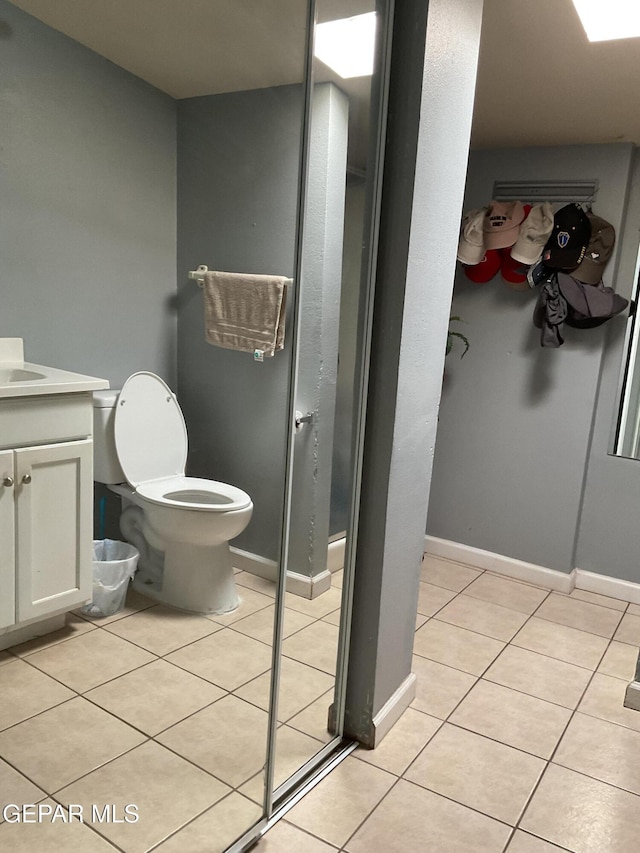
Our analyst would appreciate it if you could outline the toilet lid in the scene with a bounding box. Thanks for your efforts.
[113,372,187,488]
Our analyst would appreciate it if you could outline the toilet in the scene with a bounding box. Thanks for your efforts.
[92,372,252,614]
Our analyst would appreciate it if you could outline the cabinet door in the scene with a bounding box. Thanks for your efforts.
[15,440,93,622]
[0,450,15,630]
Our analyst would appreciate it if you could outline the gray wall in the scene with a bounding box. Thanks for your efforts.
[176,86,303,561]
[345,0,484,744]
[0,0,177,389]
[427,143,635,575]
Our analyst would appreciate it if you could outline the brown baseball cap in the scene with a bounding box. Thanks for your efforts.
[572,214,616,285]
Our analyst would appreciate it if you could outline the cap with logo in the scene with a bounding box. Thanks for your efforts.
[510,202,554,265]
[542,203,591,271]
[464,249,501,284]
[572,214,616,285]
[457,208,487,265]
[483,200,526,250]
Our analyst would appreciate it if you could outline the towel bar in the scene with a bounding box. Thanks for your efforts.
[188,265,293,287]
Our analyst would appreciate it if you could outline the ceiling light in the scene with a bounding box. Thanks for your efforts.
[314,12,377,78]
[572,0,640,42]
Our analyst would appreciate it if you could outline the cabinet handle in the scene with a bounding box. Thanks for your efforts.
[2,476,13,487]
[21,474,32,485]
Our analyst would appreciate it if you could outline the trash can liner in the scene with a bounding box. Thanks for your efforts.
[81,539,139,618]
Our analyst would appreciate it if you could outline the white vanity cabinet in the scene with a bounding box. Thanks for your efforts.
[0,376,108,646]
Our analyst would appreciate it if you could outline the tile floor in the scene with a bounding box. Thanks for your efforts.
[2,555,640,852]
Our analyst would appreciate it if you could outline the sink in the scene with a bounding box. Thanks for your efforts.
[0,368,46,383]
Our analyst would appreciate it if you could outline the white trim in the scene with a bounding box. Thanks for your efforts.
[0,613,66,651]
[424,535,640,604]
[230,547,333,599]
[573,568,640,606]
[327,536,346,574]
[371,672,417,746]
[424,535,573,593]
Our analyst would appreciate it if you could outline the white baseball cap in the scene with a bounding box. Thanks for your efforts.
[457,208,487,265]
[510,202,554,265]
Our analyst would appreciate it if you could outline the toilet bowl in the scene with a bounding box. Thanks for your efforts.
[92,372,252,614]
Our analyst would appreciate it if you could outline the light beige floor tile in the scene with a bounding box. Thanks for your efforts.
[569,588,628,612]
[322,608,342,627]
[284,588,343,619]
[0,658,75,730]
[420,556,482,591]
[57,740,229,853]
[521,763,640,853]
[287,690,336,743]
[0,759,46,822]
[0,697,146,791]
[450,679,571,759]
[405,723,545,825]
[85,659,225,735]
[103,604,221,655]
[628,603,640,617]
[512,618,608,670]
[578,672,640,733]
[417,583,456,617]
[234,571,277,598]
[484,644,592,709]
[207,587,275,626]
[166,628,273,691]
[254,820,338,852]
[235,656,334,721]
[415,613,429,631]
[435,594,530,641]
[240,726,324,803]
[464,574,549,614]
[286,756,395,848]
[10,614,96,657]
[345,778,510,853]
[411,655,477,719]
[355,708,441,775]
[535,593,623,639]
[0,651,13,665]
[232,604,313,646]
[157,694,269,788]
[281,621,339,676]
[24,629,155,693]
[156,792,262,853]
[598,640,638,680]
[614,612,640,645]
[507,830,572,852]
[413,619,505,676]
[0,800,119,851]
[75,587,158,626]
[554,712,640,795]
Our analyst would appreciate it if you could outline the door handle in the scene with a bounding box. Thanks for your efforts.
[2,476,13,487]
[22,473,32,485]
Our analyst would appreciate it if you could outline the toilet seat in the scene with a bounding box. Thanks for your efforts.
[114,372,250,511]
[137,476,251,512]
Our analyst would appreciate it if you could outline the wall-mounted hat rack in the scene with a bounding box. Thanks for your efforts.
[492,180,599,205]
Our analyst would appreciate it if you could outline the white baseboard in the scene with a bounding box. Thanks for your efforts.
[424,535,640,604]
[424,535,573,593]
[230,547,333,599]
[328,537,346,574]
[371,672,417,747]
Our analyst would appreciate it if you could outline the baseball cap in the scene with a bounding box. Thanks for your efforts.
[500,249,530,291]
[557,274,628,328]
[464,249,501,283]
[483,200,526,250]
[510,202,554,265]
[572,214,616,285]
[457,208,487,265]
[542,204,591,270]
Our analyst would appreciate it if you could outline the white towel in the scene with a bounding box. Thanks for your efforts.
[202,271,288,357]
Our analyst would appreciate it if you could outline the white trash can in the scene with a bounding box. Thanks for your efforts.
[81,539,140,618]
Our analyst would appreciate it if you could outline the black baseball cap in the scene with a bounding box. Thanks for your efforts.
[542,204,591,271]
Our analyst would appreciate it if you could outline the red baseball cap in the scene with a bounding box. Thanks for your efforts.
[464,249,501,283]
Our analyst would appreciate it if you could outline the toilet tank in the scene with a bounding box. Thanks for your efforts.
[92,389,126,484]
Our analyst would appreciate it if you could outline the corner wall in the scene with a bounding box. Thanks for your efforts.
[427,143,635,576]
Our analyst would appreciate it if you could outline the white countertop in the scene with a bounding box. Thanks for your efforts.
[0,361,109,399]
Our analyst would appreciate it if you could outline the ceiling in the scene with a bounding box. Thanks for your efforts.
[6,0,640,149]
